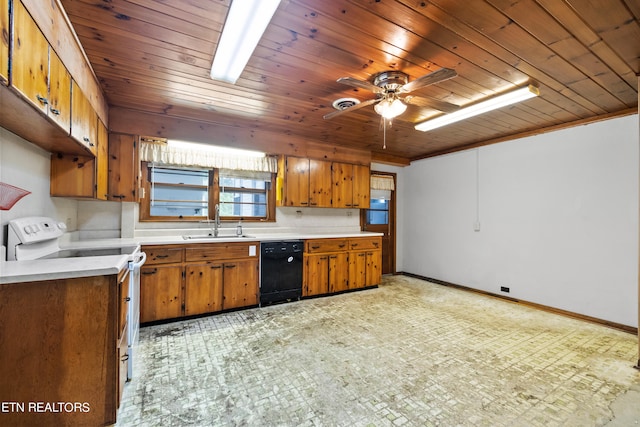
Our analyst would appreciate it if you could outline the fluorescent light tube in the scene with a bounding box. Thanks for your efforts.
[415,85,539,132]
[210,0,281,84]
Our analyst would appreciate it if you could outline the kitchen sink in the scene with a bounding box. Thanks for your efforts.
[182,234,255,240]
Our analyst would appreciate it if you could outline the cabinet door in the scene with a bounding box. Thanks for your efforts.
[108,133,139,202]
[304,254,329,296]
[365,250,382,287]
[185,263,223,316]
[349,251,367,289]
[352,164,370,208]
[0,0,8,85]
[309,159,332,207]
[12,1,49,113]
[140,265,183,323]
[223,259,259,310]
[331,162,353,208]
[48,49,71,132]
[329,252,349,293]
[50,153,95,197]
[284,157,309,206]
[95,119,109,200]
[71,82,98,154]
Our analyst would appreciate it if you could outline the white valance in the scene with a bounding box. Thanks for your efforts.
[140,141,277,173]
[370,174,395,191]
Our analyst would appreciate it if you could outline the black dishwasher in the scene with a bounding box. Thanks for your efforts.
[260,241,303,305]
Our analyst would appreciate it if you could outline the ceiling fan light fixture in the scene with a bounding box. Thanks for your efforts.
[210,0,281,84]
[415,84,539,132]
[374,98,407,119]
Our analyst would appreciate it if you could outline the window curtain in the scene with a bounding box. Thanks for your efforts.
[370,174,395,191]
[370,174,394,201]
[140,141,277,173]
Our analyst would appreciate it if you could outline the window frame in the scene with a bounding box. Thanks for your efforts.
[140,162,276,222]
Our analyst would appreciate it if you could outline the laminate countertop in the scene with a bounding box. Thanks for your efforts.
[0,231,382,284]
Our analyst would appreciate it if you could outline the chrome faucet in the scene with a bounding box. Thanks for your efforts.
[213,204,220,237]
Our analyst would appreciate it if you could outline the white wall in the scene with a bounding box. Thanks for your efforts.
[403,115,639,327]
[0,128,78,250]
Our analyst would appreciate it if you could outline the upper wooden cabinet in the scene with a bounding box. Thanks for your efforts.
[96,119,109,200]
[332,162,370,209]
[50,117,109,200]
[0,0,107,156]
[278,156,370,208]
[48,50,72,132]
[309,159,332,207]
[108,133,140,202]
[71,83,98,154]
[0,0,8,85]
[12,1,49,114]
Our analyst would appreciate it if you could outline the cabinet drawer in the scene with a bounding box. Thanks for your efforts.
[143,246,183,264]
[349,237,381,251]
[185,242,258,262]
[305,239,348,253]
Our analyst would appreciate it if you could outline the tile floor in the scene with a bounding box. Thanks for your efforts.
[116,275,640,426]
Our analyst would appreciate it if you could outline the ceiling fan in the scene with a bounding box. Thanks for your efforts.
[323,68,459,120]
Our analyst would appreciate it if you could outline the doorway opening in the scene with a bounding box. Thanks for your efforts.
[361,172,396,274]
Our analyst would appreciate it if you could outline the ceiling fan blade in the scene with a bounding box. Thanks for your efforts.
[404,95,460,113]
[336,77,384,94]
[401,68,457,93]
[323,98,380,119]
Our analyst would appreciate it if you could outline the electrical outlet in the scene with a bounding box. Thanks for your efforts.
[500,286,510,293]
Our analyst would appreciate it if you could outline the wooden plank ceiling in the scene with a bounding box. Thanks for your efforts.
[60,0,640,163]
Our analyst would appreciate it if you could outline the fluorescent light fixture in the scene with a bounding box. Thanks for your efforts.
[415,85,540,132]
[210,0,281,84]
[374,98,407,119]
[169,140,265,157]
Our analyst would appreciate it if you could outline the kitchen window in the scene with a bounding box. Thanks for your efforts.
[140,162,275,221]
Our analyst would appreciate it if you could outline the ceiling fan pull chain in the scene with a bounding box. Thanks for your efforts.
[383,118,387,149]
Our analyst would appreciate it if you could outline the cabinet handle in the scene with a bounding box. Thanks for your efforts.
[121,354,129,362]
[111,194,125,200]
[50,108,60,115]
[83,137,94,147]
[155,255,169,259]
[351,243,358,247]
[309,202,317,206]
[300,202,308,205]
[311,245,320,249]
[373,242,379,247]
[346,204,353,207]
[142,269,157,275]
[226,264,236,269]
[353,204,359,207]
[211,265,222,269]
[338,244,346,248]
[124,297,131,302]
[36,94,48,105]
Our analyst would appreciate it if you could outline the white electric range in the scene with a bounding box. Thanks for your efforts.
[6,216,146,380]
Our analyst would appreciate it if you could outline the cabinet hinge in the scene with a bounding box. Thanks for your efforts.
[182,271,186,279]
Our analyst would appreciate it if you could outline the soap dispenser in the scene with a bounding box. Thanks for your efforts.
[236,221,243,236]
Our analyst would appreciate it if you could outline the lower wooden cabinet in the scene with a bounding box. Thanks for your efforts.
[0,274,123,426]
[185,263,223,316]
[304,236,381,297]
[141,242,259,323]
[222,259,259,310]
[140,264,183,323]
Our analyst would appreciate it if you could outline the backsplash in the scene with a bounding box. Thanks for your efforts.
[74,200,362,240]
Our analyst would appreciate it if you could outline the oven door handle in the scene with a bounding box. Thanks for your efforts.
[129,252,147,270]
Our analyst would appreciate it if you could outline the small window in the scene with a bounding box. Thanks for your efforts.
[149,167,209,218]
[366,198,389,225]
[219,172,270,219]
